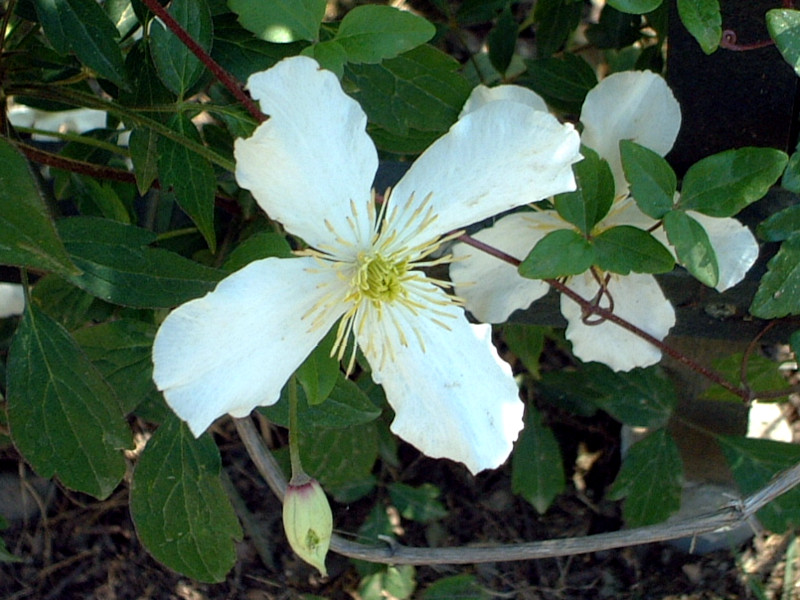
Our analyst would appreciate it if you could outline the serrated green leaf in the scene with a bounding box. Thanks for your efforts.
[344,45,471,138]
[334,5,434,64]
[129,128,160,195]
[57,216,222,308]
[768,9,800,76]
[229,0,326,42]
[303,40,348,78]
[150,0,212,96]
[593,225,674,274]
[512,406,565,513]
[424,575,490,600]
[620,139,676,219]
[608,428,682,527]
[590,365,678,428]
[296,328,339,406]
[502,323,545,378]
[389,483,448,523]
[663,210,719,287]
[487,6,517,74]
[522,54,597,113]
[73,320,157,414]
[130,417,242,582]
[680,147,788,218]
[300,422,379,500]
[606,0,662,14]
[555,146,615,233]
[158,114,217,251]
[757,204,800,242]
[263,376,381,429]
[702,353,790,402]
[0,138,78,277]
[719,435,800,532]
[751,233,800,318]
[519,228,594,279]
[677,0,721,54]
[7,304,131,499]
[33,0,128,88]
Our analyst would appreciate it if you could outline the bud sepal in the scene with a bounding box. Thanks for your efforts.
[282,476,333,575]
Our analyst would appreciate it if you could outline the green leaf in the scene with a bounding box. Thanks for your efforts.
[782,149,800,194]
[424,575,490,600]
[33,0,128,88]
[518,229,594,279]
[303,40,348,78]
[751,233,800,318]
[158,114,217,251]
[663,209,719,287]
[263,376,381,429]
[522,54,597,114]
[222,232,293,273]
[228,0,326,42]
[344,45,471,138]
[680,147,788,218]
[388,483,448,523]
[7,304,131,499]
[0,138,78,277]
[791,329,800,360]
[73,320,157,414]
[593,225,674,274]
[555,146,615,234]
[512,406,565,513]
[608,429,682,527]
[620,139,676,219]
[502,323,546,378]
[767,9,800,76]
[703,352,791,402]
[533,0,584,58]
[589,366,678,428]
[300,422,379,500]
[130,417,242,582]
[334,5,435,64]
[296,328,339,406]
[719,436,800,532]
[359,565,416,600]
[456,0,510,25]
[487,6,518,74]
[129,128,160,195]
[31,275,97,330]
[757,204,800,242]
[677,0,721,54]
[58,216,222,308]
[149,0,212,96]
[606,0,662,14]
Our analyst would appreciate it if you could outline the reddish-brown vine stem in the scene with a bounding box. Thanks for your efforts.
[137,0,266,123]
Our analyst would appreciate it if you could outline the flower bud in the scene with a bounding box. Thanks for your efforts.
[282,477,333,575]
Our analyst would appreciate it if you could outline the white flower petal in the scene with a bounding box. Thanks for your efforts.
[0,283,24,318]
[687,212,759,292]
[460,84,548,117]
[560,272,675,371]
[450,211,562,322]
[388,101,581,245]
[580,71,681,196]
[235,57,377,250]
[153,257,347,435]
[359,287,524,473]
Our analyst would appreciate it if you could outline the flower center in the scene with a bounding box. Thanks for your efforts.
[356,252,408,303]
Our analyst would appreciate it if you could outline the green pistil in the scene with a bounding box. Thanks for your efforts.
[357,253,407,302]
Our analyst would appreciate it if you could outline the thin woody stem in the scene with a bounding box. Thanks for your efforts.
[138,0,266,123]
[456,233,748,400]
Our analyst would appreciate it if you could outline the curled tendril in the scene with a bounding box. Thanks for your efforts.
[581,269,614,326]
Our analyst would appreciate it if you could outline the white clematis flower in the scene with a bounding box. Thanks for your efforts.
[152,56,582,473]
[451,71,760,371]
[0,283,25,318]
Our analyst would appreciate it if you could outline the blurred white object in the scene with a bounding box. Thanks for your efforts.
[8,105,107,141]
[0,283,24,318]
[747,402,792,442]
